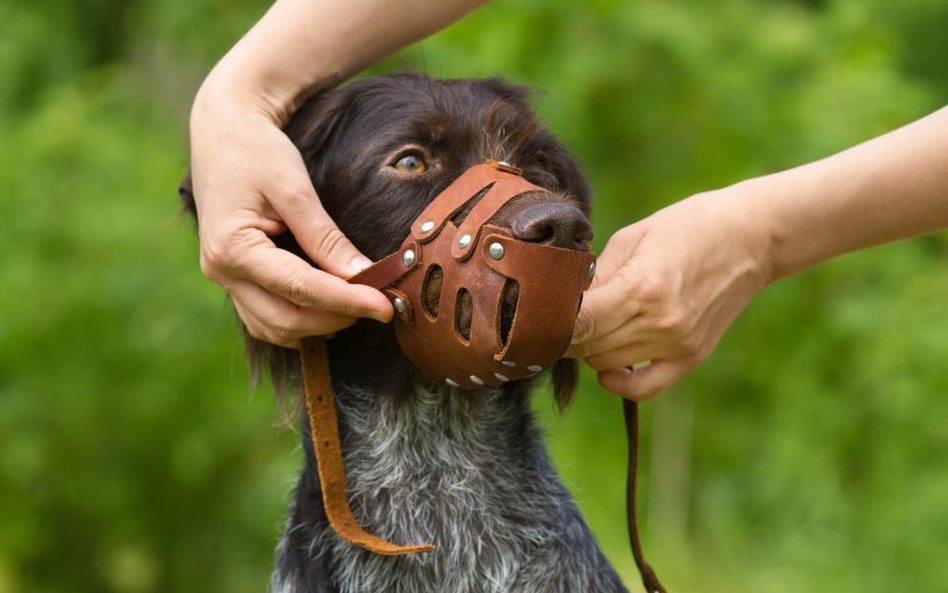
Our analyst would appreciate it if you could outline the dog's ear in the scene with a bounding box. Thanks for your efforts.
[551,358,579,411]
[285,87,354,166]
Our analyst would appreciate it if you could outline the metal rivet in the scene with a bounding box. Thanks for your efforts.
[488,242,505,260]
[501,360,516,368]
[527,365,543,373]
[402,249,416,267]
[494,372,510,382]
[469,375,484,386]
[420,220,435,233]
[445,378,459,388]
[588,260,596,279]
[393,297,406,313]
[457,234,472,249]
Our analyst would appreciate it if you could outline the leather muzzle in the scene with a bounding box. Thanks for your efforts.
[349,161,595,387]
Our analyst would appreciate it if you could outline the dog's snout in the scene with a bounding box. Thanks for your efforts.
[510,202,593,250]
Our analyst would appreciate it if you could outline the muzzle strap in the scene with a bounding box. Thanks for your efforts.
[300,336,435,555]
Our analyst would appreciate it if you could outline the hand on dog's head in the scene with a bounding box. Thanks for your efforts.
[181,73,593,409]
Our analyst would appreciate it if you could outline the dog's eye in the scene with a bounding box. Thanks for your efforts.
[393,153,428,174]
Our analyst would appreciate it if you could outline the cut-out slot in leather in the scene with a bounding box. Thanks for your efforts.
[449,184,494,226]
[422,265,443,319]
[499,278,519,346]
[455,288,473,343]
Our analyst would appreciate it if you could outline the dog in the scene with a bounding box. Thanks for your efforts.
[181,73,627,593]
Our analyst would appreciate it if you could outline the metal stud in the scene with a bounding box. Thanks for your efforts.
[588,260,596,279]
[501,360,517,368]
[445,378,459,388]
[402,249,416,267]
[469,375,484,386]
[420,220,435,234]
[488,242,505,260]
[393,297,407,313]
[457,234,472,250]
[493,372,510,382]
[526,365,543,373]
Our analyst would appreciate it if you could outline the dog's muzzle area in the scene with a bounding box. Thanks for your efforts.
[349,161,595,390]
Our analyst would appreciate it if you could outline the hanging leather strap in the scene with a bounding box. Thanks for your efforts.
[299,336,435,555]
[624,399,667,593]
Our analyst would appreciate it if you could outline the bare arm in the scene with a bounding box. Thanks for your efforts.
[189,0,484,346]
[757,106,948,281]
[570,107,948,399]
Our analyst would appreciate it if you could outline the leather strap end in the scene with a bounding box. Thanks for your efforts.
[300,336,435,556]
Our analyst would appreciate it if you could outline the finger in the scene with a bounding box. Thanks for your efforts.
[234,235,393,322]
[584,342,662,372]
[264,159,374,278]
[230,281,360,347]
[570,278,640,353]
[565,313,651,359]
[597,360,691,401]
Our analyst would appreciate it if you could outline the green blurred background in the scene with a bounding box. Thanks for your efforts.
[2,0,947,591]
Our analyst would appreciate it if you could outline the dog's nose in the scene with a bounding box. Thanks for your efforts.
[510,202,593,250]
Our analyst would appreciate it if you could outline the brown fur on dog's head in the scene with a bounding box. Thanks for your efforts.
[180,73,592,409]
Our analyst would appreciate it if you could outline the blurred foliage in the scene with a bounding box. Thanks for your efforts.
[1,0,946,592]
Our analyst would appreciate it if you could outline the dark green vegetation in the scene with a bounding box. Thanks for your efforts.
[2,1,946,591]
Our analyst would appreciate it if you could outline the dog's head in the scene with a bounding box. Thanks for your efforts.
[182,73,593,407]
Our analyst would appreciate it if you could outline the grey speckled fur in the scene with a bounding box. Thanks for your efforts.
[270,377,627,593]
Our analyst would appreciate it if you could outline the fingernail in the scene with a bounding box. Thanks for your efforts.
[369,309,393,324]
[350,255,372,275]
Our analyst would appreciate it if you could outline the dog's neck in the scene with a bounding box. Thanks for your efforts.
[272,323,626,593]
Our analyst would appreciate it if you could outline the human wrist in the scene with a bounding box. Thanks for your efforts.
[711,178,781,289]
[191,60,300,132]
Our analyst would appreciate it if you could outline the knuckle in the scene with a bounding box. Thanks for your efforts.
[310,226,348,260]
[199,239,229,279]
[632,273,664,303]
[688,341,714,366]
[655,310,687,335]
[282,271,312,305]
[282,183,317,208]
[243,322,268,343]
[270,318,303,347]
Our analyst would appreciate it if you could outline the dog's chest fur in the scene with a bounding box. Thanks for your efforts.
[271,380,627,593]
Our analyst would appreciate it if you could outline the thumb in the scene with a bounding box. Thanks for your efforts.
[268,172,373,278]
[570,275,638,353]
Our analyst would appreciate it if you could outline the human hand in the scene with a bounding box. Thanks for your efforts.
[188,88,393,348]
[568,184,773,400]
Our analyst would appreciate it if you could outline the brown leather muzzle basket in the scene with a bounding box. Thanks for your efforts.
[299,161,666,592]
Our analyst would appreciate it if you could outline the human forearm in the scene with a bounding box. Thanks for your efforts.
[749,106,948,283]
[195,0,485,124]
